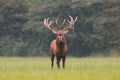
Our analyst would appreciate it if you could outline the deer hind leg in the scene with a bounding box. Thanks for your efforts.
[62,56,66,69]
[51,54,54,69]
[56,56,61,69]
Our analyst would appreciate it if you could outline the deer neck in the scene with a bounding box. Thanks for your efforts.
[56,37,66,52]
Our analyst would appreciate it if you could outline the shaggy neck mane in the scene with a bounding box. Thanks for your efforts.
[56,38,66,52]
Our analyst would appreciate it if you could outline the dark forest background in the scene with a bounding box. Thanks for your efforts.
[0,0,120,57]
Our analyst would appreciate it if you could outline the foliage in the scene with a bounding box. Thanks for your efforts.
[0,0,120,56]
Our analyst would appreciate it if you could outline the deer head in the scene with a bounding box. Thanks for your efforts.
[43,16,77,43]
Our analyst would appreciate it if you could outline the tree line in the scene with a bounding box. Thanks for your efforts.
[0,0,120,56]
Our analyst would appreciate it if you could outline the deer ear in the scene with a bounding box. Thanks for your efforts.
[63,30,69,34]
[52,30,58,34]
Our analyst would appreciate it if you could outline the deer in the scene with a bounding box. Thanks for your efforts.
[43,16,77,69]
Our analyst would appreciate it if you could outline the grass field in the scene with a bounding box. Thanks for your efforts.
[0,57,120,80]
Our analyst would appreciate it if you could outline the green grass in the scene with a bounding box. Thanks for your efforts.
[0,57,120,80]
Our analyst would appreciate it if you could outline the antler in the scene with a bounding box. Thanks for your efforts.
[43,18,54,30]
[43,16,77,34]
[56,19,58,29]
[64,16,77,30]
[62,19,65,29]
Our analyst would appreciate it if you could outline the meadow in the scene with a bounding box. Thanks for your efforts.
[0,57,120,80]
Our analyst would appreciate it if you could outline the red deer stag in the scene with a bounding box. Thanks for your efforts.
[43,16,77,69]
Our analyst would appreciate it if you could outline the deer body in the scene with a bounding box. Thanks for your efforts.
[50,39,67,56]
[43,16,77,69]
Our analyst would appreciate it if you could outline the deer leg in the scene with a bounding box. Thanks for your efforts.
[56,56,61,69]
[62,56,66,69]
[51,54,54,69]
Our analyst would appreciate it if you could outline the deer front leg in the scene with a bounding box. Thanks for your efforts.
[51,54,54,69]
[62,56,66,69]
[56,56,61,69]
